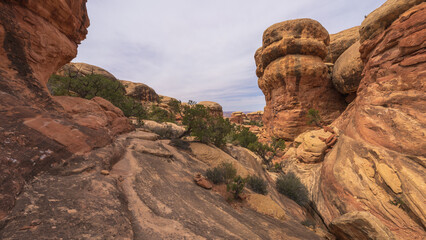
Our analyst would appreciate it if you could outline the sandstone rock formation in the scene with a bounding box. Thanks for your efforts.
[247,111,264,123]
[230,111,245,124]
[332,41,363,95]
[0,0,133,219]
[281,2,426,239]
[0,130,324,239]
[198,101,223,117]
[325,26,360,63]
[55,62,116,80]
[120,80,160,102]
[256,18,346,140]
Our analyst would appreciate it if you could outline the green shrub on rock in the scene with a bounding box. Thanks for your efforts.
[276,172,309,206]
[227,175,246,199]
[205,162,237,184]
[47,74,147,120]
[246,175,268,195]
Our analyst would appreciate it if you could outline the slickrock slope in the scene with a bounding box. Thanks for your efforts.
[0,0,132,219]
[0,130,323,240]
[256,19,346,140]
[280,2,426,239]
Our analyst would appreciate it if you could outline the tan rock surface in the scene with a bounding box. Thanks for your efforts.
[325,26,360,63]
[230,111,246,124]
[120,79,160,102]
[332,41,363,94]
[55,62,116,80]
[198,101,223,117]
[256,19,346,140]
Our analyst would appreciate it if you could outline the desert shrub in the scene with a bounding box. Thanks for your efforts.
[205,162,237,184]
[182,103,233,147]
[230,126,258,148]
[245,121,263,127]
[148,105,175,123]
[276,172,309,206]
[167,99,183,118]
[227,175,246,199]
[246,175,268,195]
[169,139,190,150]
[306,108,322,127]
[47,74,147,120]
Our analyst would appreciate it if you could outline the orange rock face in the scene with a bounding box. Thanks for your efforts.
[256,19,346,140]
[0,0,133,218]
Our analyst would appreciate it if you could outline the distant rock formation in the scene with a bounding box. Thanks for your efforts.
[198,101,223,117]
[120,80,160,103]
[0,0,133,219]
[229,111,263,125]
[256,18,346,140]
[281,2,426,239]
[56,62,116,80]
[247,111,263,123]
[230,111,245,124]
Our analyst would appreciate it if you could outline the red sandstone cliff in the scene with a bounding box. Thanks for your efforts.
[0,0,132,219]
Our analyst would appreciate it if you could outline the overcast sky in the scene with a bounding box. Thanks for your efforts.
[74,0,386,111]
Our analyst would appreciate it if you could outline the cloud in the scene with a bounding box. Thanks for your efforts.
[74,0,386,111]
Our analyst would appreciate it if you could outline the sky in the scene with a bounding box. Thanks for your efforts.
[74,0,386,112]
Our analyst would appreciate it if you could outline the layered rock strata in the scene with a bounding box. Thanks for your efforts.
[256,19,346,140]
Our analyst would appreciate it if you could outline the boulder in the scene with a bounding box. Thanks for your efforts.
[295,129,333,163]
[332,41,363,94]
[325,26,360,63]
[198,101,223,117]
[329,211,396,240]
[142,120,185,139]
[256,18,346,140]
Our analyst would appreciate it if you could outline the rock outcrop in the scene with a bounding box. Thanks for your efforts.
[256,18,346,140]
[281,2,426,239]
[332,41,363,95]
[0,0,133,219]
[325,26,360,63]
[120,80,160,103]
[55,62,116,80]
[198,101,223,117]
